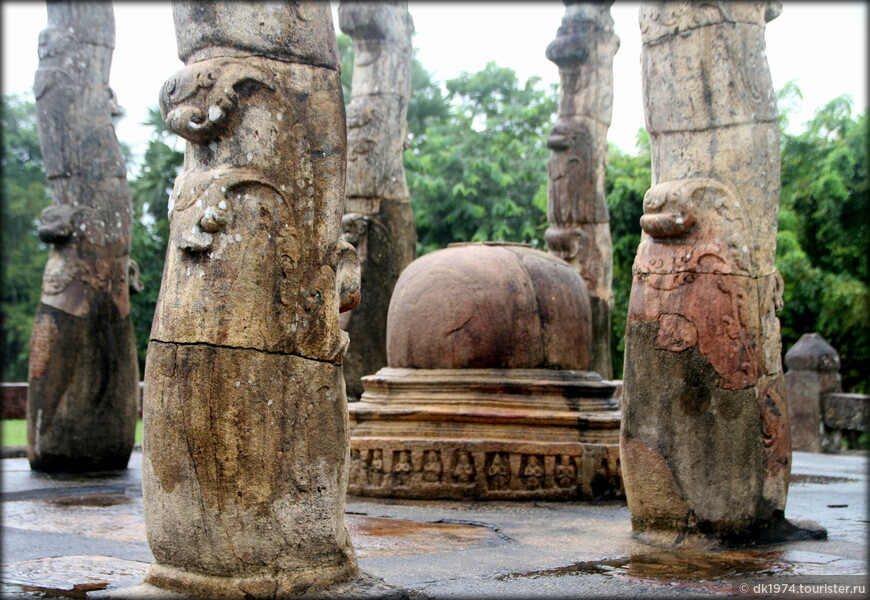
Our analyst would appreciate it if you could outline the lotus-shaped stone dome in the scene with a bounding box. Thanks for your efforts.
[386,242,592,370]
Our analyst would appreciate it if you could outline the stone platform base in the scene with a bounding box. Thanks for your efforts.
[631,517,829,550]
[348,368,623,500]
[101,571,407,600]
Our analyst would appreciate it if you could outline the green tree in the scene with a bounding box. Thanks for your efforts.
[406,62,557,254]
[605,130,651,378]
[337,33,354,104]
[128,106,183,372]
[777,90,869,392]
[1,94,51,382]
[406,49,450,140]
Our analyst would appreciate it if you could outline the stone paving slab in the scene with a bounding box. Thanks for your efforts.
[1,451,867,599]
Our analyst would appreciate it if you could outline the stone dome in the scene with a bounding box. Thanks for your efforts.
[386,242,592,370]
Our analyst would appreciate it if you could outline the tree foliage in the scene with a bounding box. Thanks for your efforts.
[2,60,867,395]
[337,33,354,105]
[1,94,51,381]
[776,86,869,392]
[605,130,651,377]
[128,107,182,372]
[406,62,556,253]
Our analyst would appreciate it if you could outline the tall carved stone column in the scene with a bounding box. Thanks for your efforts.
[141,3,365,597]
[621,1,824,546]
[545,1,619,379]
[338,1,417,400]
[27,2,139,473]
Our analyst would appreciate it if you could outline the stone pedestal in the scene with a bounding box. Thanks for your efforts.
[350,368,621,500]
[785,333,842,453]
[348,242,623,501]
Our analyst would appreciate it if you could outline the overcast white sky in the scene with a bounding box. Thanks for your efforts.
[2,1,867,169]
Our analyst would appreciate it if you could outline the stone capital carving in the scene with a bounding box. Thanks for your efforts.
[640,1,782,45]
[634,178,753,278]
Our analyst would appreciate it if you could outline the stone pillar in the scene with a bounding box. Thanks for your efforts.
[621,1,825,546]
[785,333,841,453]
[338,1,417,400]
[141,3,363,597]
[27,2,139,473]
[545,1,619,379]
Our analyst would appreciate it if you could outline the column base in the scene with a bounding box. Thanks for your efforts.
[631,517,828,550]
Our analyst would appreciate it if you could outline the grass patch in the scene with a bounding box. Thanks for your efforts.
[1,419,143,447]
[2,420,27,446]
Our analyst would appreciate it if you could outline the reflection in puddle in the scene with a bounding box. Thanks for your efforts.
[347,515,504,558]
[498,549,866,594]
[44,494,129,507]
[790,474,858,485]
[1,556,147,599]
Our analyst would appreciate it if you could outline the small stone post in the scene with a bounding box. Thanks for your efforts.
[784,333,841,453]
[338,1,417,400]
[141,3,364,597]
[545,1,619,378]
[28,1,139,472]
[621,1,825,546]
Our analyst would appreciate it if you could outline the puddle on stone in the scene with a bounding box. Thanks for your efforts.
[1,556,147,599]
[3,496,146,543]
[790,474,858,484]
[44,494,129,507]
[347,514,503,558]
[497,548,866,595]
[2,491,502,557]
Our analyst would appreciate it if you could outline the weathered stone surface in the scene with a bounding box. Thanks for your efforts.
[545,2,619,378]
[349,368,622,501]
[785,333,841,372]
[785,333,842,453]
[641,2,781,276]
[639,2,782,48]
[620,1,819,546]
[822,393,870,433]
[172,2,339,68]
[150,55,357,362]
[338,2,416,400]
[143,343,356,598]
[386,243,592,371]
[142,3,361,597]
[28,1,138,473]
[349,243,621,500]
[339,200,415,400]
[1,383,28,419]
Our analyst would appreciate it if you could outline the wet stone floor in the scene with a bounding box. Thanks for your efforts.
[1,451,866,599]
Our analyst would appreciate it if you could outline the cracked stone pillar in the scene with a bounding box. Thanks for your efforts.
[338,1,417,400]
[141,3,368,597]
[545,1,619,379]
[27,1,139,473]
[620,1,826,546]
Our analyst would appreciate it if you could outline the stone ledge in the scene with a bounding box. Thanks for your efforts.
[822,393,870,432]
